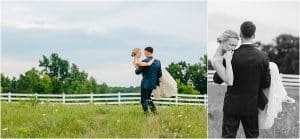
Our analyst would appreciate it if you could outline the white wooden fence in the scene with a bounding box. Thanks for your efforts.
[208,70,300,87]
[0,93,207,106]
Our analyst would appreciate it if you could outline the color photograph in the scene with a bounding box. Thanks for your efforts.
[1,0,207,138]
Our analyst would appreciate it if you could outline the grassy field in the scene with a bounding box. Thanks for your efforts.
[1,102,207,138]
[208,84,299,138]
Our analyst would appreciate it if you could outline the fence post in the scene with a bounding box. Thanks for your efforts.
[118,92,121,105]
[90,93,93,103]
[8,92,11,103]
[62,93,65,104]
[175,93,178,106]
[35,93,38,100]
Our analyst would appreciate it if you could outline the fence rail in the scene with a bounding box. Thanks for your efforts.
[208,70,300,87]
[0,92,207,106]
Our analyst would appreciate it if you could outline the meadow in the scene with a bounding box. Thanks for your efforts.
[208,84,299,138]
[1,102,207,138]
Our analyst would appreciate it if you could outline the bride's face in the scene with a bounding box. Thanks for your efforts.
[222,38,238,51]
[136,50,142,58]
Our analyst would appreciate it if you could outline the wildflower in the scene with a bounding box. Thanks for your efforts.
[173,133,177,137]
[2,128,8,131]
[188,125,192,128]
[42,113,46,116]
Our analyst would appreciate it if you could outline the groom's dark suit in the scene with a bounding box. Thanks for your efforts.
[135,56,162,113]
[213,44,270,138]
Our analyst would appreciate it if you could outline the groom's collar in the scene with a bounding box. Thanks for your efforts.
[241,42,253,45]
[239,43,255,48]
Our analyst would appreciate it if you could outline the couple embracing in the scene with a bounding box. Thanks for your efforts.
[131,46,177,115]
[212,21,295,138]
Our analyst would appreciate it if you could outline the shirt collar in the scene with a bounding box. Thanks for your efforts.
[241,42,253,45]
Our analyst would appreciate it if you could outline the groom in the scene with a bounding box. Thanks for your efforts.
[135,46,162,115]
[214,21,271,138]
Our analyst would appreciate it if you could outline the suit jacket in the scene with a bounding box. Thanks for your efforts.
[135,57,162,90]
[213,44,270,116]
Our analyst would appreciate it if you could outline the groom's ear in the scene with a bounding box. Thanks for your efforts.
[252,34,256,39]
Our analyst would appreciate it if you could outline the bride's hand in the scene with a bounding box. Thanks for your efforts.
[224,51,233,61]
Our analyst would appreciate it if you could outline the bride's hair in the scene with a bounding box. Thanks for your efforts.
[131,48,141,57]
[217,30,239,43]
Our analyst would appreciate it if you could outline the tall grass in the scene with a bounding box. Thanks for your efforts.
[1,102,207,138]
[208,84,299,138]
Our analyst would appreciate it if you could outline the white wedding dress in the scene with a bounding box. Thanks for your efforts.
[259,62,295,129]
[152,68,177,98]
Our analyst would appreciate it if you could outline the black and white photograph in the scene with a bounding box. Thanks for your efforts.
[207,0,299,138]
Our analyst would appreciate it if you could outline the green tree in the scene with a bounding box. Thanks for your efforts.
[51,78,63,94]
[10,77,17,93]
[166,55,207,94]
[176,79,199,94]
[98,83,110,93]
[41,75,52,93]
[89,77,99,93]
[1,73,11,93]
[166,61,189,84]
[16,68,41,93]
[39,53,70,81]
[187,55,207,94]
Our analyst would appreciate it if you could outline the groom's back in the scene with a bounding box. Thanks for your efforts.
[232,44,268,93]
[225,44,269,116]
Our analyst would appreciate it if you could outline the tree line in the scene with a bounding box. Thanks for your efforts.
[166,55,207,94]
[1,53,207,94]
[1,53,140,94]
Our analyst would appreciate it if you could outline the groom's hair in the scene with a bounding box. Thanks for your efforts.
[144,46,153,53]
[240,21,256,39]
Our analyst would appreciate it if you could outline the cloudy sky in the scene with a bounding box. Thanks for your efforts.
[208,0,299,59]
[1,1,207,87]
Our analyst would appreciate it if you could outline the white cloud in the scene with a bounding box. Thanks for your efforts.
[2,1,207,43]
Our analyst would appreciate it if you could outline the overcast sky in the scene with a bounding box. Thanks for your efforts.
[1,1,207,87]
[208,0,299,59]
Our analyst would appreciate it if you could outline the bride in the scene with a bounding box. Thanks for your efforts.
[131,48,177,98]
[212,30,295,129]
